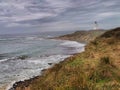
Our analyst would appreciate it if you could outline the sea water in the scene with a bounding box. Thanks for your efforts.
[0,34,85,90]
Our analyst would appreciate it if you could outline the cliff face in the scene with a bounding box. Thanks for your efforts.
[55,30,106,43]
[11,28,120,90]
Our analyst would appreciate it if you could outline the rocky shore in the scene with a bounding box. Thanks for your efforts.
[9,28,120,90]
[9,55,78,90]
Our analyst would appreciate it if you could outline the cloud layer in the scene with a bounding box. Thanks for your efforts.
[0,0,120,33]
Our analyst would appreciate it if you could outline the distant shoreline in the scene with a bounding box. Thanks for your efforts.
[53,30,106,43]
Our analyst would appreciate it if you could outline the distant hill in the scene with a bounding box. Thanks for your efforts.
[11,27,120,90]
[55,30,106,43]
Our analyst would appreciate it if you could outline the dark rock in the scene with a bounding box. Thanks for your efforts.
[48,63,53,65]
[17,55,29,60]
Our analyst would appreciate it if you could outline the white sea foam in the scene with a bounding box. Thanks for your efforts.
[6,81,16,90]
[60,41,85,48]
[5,55,70,90]
[0,58,9,63]
[0,38,85,90]
[25,36,43,40]
[60,41,85,53]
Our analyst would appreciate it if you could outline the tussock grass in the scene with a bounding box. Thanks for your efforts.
[15,28,120,90]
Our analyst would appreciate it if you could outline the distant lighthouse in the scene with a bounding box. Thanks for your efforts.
[94,21,99,30]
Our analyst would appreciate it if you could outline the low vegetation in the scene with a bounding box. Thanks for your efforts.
[55,30,105,43]
[13,28,120,90]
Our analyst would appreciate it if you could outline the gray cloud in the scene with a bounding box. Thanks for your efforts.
[0,0,120,33]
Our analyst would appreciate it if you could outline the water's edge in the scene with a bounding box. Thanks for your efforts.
[8,54,80,90]
[8,40,85,90]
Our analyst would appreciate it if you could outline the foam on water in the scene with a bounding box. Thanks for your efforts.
[0,56,68,89]
[0,59,9,63]
[25,37,43,41]
[4,55,70,90]
[60,40,85,54]
[0,37,85,90]
[60,41,85,47]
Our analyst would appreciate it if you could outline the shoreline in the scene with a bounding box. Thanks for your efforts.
[3,27,120,90]
[5,30,106,90]
[7,39,85,90]
[8,53,81,90]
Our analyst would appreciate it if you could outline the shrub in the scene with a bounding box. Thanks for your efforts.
[100,57,110,65]
[91,40,98,46]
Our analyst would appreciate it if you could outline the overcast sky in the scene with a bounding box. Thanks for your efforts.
[0,0,120,34]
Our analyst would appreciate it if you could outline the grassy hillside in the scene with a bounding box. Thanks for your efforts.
[55,30,106,43]
[13,28,120,90]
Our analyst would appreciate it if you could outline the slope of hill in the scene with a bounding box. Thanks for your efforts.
[55,30,106,43]
[11,28,120,90]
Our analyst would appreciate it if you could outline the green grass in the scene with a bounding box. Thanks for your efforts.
[14,28,120,90]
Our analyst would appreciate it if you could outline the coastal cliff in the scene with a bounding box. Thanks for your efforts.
[55,30,105,43]
[10,28,120,90]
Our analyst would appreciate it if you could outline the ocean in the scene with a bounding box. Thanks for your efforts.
[0,33,85,90]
